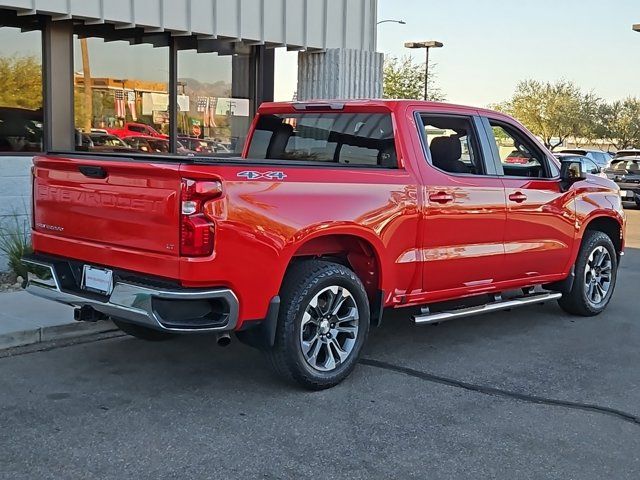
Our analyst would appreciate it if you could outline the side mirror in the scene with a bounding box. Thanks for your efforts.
[560,159,586,190]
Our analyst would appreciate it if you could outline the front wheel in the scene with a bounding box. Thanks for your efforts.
[265,260,370,390]
[558,230,618,316]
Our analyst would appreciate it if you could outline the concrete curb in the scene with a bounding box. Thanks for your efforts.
[0,321,117,350]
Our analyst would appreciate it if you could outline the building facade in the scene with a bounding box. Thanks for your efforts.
[0,0,382,269]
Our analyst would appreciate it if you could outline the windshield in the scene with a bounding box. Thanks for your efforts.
[609,159,640,172]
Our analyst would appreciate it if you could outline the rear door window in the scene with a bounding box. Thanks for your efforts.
[417,114,487,175]
[247,113,397,167]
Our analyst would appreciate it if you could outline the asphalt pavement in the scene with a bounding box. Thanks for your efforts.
[1,209,639,479]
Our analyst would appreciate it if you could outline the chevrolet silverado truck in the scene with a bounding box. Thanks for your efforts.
[106,122,169,140]
[23,100,625,390]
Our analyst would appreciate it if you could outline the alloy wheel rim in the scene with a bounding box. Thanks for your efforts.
[299,286,359,372]
[584,246,612,306]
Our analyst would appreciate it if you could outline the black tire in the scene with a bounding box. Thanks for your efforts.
[558,230,618,316]
[112,319,177,341]
[265,260,370,390]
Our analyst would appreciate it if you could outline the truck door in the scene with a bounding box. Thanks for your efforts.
[414,113,508,297]
[481,116,576,281]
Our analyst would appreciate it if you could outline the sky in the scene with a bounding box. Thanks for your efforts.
[3,1,639,107]
[377,0,640,107]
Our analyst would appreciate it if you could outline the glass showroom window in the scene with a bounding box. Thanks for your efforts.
[0,26,43,153]
[177,46,252,156]
[73,36,169,153]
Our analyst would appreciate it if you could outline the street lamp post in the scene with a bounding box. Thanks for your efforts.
[404,41,444,101]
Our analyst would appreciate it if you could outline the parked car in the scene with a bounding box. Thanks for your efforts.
[177,136,222,155]
[87,133,132,152]
[107,122,169,140]
[23,100,625,390]
[209,141,232,154]
[604,156,640,207]
[75,132,94,150]
[559,149,612,168]
[0,106,43,152]
[554,153,607,178]
[504,150,534,165]
[123,135,193,155]
[613,149,640,159]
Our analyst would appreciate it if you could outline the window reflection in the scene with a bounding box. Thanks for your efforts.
[73,36,168,154]
[0,27,43,153]
[177,48,251,156]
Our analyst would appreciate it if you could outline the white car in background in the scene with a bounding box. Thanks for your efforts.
[554,153,608,179]
[560,149,613,169]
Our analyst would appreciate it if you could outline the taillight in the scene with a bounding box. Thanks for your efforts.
[180,179,223,257]
[31,166,36,229]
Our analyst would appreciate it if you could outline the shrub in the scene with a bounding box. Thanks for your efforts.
[0,213,32,280]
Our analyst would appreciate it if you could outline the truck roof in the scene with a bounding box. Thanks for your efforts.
[259,99,508,119]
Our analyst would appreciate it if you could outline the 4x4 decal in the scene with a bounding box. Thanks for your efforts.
[237,171,287,181]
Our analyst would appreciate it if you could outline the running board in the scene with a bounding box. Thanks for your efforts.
[413,292,563,325]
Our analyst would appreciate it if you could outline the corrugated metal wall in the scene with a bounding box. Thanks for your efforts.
[297,49,383,100]
[0,0,378,51]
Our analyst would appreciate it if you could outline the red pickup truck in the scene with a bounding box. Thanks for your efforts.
[106,122,168,140]
[23,100,625,389]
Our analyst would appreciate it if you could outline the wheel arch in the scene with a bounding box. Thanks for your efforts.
[284,229,388,326]
[582,214,624,256]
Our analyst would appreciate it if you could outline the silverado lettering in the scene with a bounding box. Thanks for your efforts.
[37,185,164,213]
[23,100,626,390]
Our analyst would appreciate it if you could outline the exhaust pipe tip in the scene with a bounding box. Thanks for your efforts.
[216,332,231,347]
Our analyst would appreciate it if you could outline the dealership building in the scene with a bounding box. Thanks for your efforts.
[0,0,381,269]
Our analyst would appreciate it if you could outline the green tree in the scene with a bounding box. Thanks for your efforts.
[0,55,42,110]
[595,98,640,150]
[383,56,445,101]
[496,79,598,150]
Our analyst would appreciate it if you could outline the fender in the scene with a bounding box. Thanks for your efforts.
[568,210,625,269]
[282,223,391,291]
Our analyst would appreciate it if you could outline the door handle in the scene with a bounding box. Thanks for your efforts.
[429,192,454,204]
[509,192,527,203]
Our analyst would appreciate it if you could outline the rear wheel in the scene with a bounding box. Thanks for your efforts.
[558,231,618,316]
[265,260,370,390]
[112,319,177,341]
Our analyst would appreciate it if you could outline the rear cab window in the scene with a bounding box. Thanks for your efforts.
[246,112,398,168]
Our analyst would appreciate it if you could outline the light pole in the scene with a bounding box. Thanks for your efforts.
[404,41,444,101]
[377,19,406,25]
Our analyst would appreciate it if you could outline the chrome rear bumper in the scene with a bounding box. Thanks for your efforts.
[22,258,239,333]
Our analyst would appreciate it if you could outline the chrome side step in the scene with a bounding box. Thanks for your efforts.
[413,292,563,325]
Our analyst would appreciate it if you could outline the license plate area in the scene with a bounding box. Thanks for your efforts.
[82,265,114,296]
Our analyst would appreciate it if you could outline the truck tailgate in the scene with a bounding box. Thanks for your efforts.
[33,156,182,256]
